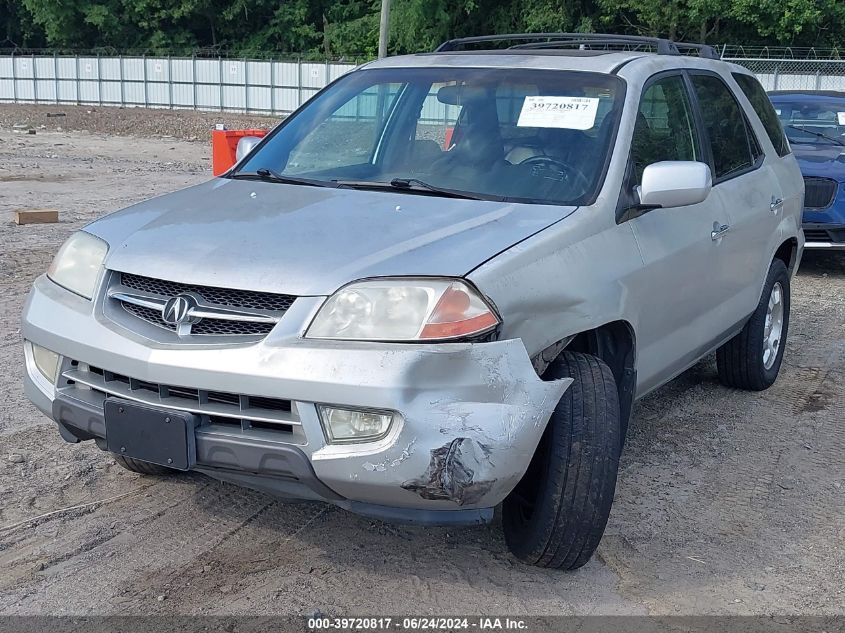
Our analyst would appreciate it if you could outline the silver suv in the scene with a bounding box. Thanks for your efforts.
[22,34,804,570]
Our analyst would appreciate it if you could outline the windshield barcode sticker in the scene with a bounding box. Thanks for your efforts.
[517,96,600,130]
[838,112,845,125]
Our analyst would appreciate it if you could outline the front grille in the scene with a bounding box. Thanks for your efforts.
[804,228,830,242]
[191,319,275,336]
[60,361,301,439]
[121,273,296,312]
[112,272,294,339]
[122,302,177,332]
[121,301,275,336]
[803,177,837,209]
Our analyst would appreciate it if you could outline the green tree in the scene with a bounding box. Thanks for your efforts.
[10,0,845,55]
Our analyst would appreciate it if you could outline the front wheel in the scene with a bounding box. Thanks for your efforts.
[502,352,621,570]
[716,259,790,391]
[113,454,179,476]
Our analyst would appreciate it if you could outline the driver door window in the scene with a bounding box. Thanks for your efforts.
[631,75,701,185]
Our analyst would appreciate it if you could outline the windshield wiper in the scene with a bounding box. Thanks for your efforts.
[786,125,845,147]
[333,178,496,201]
[228,168,336,187]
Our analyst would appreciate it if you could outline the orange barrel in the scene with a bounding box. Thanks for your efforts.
[212,128,268,176]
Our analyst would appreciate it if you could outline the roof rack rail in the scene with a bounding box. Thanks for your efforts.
[434,33,720,60]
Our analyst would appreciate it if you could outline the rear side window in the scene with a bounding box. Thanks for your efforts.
[690,74,762,180]
[733,73,791,156]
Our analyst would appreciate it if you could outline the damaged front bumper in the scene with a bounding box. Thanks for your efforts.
[22,275,571,525]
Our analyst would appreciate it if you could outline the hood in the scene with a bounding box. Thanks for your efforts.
[87,178,575,296]
[791,142,845,181]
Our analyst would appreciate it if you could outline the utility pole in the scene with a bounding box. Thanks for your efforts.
[378,0,391,58]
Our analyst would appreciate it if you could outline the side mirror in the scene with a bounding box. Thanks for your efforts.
[235,136,263,162]
[637,161,712,208]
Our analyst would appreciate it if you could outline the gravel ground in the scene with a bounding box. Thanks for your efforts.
[0,103,279,142]
[0,108,843,618]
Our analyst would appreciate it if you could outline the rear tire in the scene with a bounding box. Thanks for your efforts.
[502,352,621,570]
[113,454,177,476]
[716,259,790,391]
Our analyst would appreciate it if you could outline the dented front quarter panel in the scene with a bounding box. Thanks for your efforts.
[308,339,571,510]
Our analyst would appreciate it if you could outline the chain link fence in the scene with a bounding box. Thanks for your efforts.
[725,58,845,91]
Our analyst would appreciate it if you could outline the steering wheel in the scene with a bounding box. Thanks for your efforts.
[519,155,591,193]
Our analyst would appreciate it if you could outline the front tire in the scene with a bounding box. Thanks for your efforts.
[502,352,621,570]
[113,454,178,476]
[716,259,790,391]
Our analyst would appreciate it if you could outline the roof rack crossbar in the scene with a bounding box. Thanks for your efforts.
[510,39,670,53]
[435,33,719,59]
[671,42,720,59]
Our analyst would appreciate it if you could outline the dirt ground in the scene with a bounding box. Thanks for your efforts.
[0,106,843,617]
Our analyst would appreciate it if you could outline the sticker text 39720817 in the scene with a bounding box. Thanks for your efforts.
[516,96,600,130]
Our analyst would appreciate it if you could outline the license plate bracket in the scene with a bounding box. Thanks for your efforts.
[104,399,198,470]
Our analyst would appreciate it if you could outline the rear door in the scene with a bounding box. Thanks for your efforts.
[687,71,779,326]
[623,72,735,394]
[731,72,804,254]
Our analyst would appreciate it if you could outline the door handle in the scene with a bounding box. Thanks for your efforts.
[771,197,784,214]
[711,223,731,241]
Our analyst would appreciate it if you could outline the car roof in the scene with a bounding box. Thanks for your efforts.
[362,51,728,76]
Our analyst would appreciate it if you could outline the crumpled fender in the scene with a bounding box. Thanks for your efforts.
[311,339,572,509]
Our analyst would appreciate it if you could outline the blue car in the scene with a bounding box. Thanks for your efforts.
[769,90,845,250]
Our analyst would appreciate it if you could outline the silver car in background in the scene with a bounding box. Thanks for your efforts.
[22,33,804,570]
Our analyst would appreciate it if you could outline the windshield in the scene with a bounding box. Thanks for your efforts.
[235,68,625,205]
[770,95,845,146]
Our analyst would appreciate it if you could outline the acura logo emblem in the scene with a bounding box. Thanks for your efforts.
[162,293,199,325]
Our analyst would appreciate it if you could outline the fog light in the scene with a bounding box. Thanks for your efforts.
[31,343,60,383]
[318,405,394,443]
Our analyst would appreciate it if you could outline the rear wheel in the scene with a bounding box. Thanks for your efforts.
[502,352,621,570]
[113,454,178,476]
[716,259,790,391]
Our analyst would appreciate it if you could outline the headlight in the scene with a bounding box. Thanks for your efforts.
[47,231,108,300]
[306,278,499,341]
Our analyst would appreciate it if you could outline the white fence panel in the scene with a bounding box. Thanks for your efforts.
[302,62,327,88]
[225,60,246,85]
[15,56,34,79]
[818,75,845,91]
[123,57,145,81]
[146,58,169,82]
[100,58,120,81]
[171,58,194,83]
[35,57,55,79]
[222,84,245,111]
[124,81,145,105]
[274,87,300,112]
[248,60,270,85]
[36,79,57,101]
[78,80,98,103]
[173,83,194,108]
[248,86,271,112]
[195,59,221,84]
[146,81,169,107]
